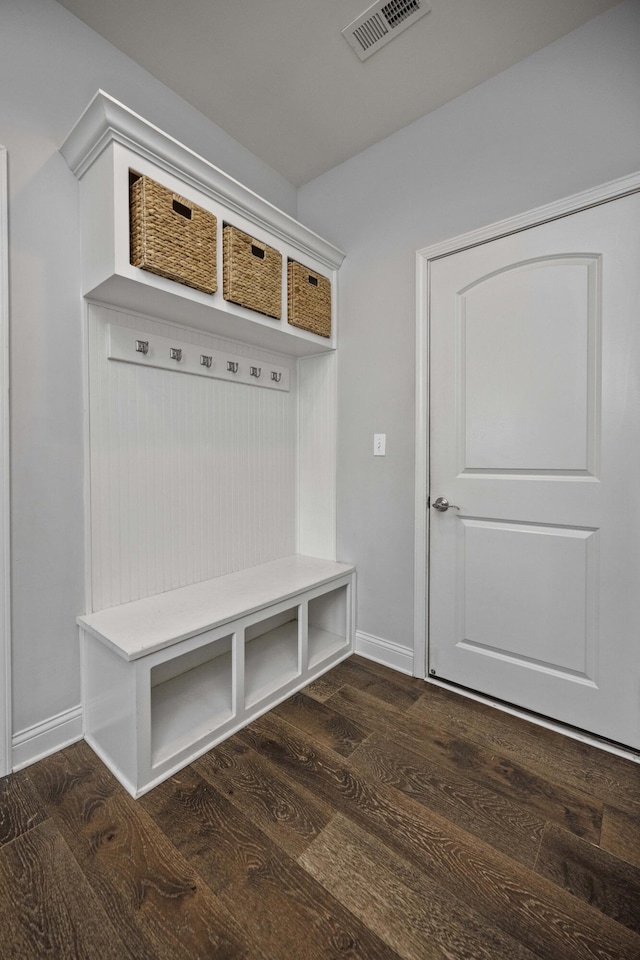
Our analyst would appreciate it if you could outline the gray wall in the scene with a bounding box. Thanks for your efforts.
[298,0,640,661]
[1,0,297,736]
[3,0,640,747]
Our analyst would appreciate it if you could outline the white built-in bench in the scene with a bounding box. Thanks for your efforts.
[78,555,355,798]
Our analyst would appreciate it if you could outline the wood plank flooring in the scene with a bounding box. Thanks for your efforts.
[2,655,640,959]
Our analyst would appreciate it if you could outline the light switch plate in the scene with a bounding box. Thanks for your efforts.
[373,433,386,456]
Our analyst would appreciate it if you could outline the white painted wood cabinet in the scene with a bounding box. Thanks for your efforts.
[79,557,354,797]
[62,93,353,797]
[61,91,343,357]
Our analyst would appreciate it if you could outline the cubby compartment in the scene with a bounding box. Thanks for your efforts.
[308,584,349,669]
[129,171,218,295]
[150,633,233,766]
[244,607,300,708]
[223,224,282,318]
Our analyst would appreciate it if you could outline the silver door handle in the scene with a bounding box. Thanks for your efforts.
[432,496,460,512]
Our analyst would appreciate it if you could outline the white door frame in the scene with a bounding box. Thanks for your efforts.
[414,169,640,683]
[0,146,10,777]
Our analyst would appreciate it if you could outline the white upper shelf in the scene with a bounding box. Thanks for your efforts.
[60,92,345,356]
[61,91,344,270]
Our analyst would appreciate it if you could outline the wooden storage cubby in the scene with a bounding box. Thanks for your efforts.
[244,606,301,708]
[308,583,349,669]
[150,632,234,767]
[78,556,355,798]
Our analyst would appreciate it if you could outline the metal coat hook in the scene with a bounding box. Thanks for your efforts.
[271,371,282,383]
[200,355,213,368]
[170,347,183,361]
[227,361,239,374]
[250,366,262,378]
[135,339,149,355]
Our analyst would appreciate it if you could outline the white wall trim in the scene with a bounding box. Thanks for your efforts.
[296,352,338,561]
[0,146,10,778]
[81,303,93,614]
[417,170,640,264]
[413,249,429,681]
[414,169,640,683]
[355,630,414,676]
[11,705,83,772]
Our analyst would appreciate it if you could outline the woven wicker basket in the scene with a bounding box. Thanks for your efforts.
[223,225,282,319]
[130,174,217,295]
[287,260,331,338]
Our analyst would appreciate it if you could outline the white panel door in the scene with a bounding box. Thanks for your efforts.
[429,191,640,750]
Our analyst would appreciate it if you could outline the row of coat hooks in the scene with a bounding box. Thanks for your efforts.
[135,339,283,382]
[107,324,290,393]
[226,359,281,383]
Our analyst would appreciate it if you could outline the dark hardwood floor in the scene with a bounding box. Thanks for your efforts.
[2,655,639,959]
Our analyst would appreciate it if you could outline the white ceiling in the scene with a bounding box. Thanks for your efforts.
[56,0,623,186]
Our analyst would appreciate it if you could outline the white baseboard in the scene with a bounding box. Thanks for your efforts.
[11,705,83,772]
[355,630,414,675]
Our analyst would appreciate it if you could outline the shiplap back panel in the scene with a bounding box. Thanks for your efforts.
[297,352,337,560]
[88,304,297,611]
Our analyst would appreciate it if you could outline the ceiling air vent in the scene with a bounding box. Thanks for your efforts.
[342,0,431,61]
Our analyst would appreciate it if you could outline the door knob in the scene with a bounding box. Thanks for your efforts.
[432,496,460,512]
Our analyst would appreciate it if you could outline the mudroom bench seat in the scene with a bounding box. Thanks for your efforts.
[78,554,355,797]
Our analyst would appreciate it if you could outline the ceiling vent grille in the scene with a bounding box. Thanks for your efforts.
[342,0,431,61]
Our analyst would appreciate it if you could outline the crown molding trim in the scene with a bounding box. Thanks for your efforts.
[60,90,345,270]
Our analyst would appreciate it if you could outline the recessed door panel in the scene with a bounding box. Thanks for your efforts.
[461,258,600,475]
[459,519,597,680]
